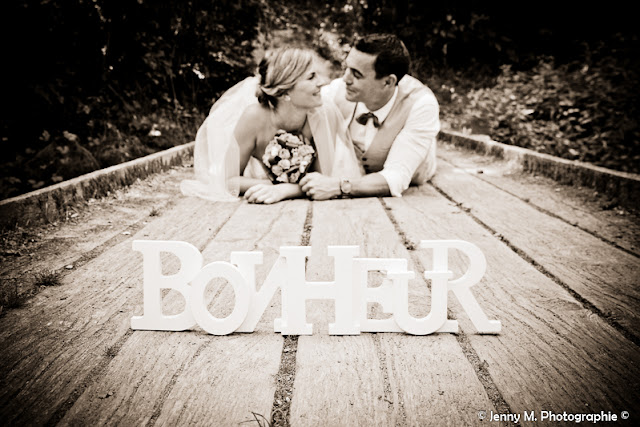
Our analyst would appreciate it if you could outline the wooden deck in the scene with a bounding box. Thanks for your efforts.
[1,141,639,426]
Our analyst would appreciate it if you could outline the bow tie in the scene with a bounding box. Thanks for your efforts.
[355,112,380,128]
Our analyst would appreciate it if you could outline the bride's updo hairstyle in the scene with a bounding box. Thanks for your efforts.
[256,47,314,109]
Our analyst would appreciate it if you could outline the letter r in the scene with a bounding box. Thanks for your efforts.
[420,240,501,334]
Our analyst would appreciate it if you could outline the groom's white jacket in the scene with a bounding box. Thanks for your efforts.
[323,75,440,196]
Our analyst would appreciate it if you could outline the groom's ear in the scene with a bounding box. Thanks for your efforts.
[384,74,398,87]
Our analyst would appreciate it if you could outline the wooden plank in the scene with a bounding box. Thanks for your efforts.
[378,335,493,426]
[151,200,310,425]
[152,334,283,426]
[58,331,209,426]
[59,200,309,425]
[431,157,640,340]
[438,143,640,256]
[438,130,640,210]
[0,166,192,300]
[290,198,495,426]
[292,334,393,426]
[385,183,640,418]
[0,197,240,425]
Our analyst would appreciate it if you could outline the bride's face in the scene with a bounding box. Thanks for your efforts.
[286,67,324,109]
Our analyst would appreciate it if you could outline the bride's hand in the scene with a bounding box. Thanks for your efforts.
[244,183,290,204]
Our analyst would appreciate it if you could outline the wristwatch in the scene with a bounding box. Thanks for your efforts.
[340,178,352,197]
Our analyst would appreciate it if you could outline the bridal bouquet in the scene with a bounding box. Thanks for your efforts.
[262,130,315,184]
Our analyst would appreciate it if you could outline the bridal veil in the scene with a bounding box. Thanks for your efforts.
[180,76,362,201]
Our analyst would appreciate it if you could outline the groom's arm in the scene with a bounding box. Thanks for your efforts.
[299,172,391,200]
[300,94,439,200]
[377,94,440,196]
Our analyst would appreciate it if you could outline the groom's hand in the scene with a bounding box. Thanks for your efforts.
[299,173,341,200]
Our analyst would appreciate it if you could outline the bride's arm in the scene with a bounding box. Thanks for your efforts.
[232,105,273,194]
[232,105,303,203]
[244,182,303,204]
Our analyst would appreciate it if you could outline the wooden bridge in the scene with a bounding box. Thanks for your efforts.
[1,132,638,426]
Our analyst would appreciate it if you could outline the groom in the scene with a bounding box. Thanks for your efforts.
[300,33,440,199]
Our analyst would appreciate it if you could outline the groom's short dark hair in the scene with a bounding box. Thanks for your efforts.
[354,34,410,83]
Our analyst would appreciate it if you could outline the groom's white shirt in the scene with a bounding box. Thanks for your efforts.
[323,77,440,197]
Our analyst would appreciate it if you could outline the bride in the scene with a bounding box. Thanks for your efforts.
[180,47,362,204]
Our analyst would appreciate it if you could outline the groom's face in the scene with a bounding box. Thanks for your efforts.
[342,49,387,107]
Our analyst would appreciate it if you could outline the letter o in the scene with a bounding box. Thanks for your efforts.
[190,262,250,335]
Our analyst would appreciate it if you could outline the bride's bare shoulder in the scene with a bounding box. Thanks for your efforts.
[237,103,269,130]
[234,103,271,146]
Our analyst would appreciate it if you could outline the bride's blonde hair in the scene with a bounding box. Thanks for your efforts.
[256,47,314,109]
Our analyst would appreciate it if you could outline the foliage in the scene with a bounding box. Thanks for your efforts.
[357,0,639,174]
[3,0,638,201]
[2,0,366,200]
[442,41,640,173]
[358,1,635,74]
[3,0,260,199]
[256,0,363,72]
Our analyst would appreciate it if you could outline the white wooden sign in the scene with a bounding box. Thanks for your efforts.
[131,240,501,335]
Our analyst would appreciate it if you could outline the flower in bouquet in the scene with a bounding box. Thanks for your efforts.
[262,130,315,184]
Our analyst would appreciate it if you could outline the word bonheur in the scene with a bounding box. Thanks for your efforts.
[131,240,501,336]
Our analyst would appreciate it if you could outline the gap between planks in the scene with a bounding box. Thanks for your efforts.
[380,198,519,427]
[56,201,304,426]
[36,160,633,426]
[438,148,640,259]
[428,171,640,349]
[289,199,497,426]
[270,203,313,427]
[382,184,640,418]
[468,176,639,259]
[38,200,243,425]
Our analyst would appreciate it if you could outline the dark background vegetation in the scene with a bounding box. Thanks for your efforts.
[2,0,638,200]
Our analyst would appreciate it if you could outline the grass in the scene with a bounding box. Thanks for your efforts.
[1,271,63,316]
[240,412,271,427]
[33,270,62,287]
[0,278,26,314]
[103,344,119,359]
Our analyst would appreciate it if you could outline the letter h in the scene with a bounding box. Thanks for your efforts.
[278,246,360,335]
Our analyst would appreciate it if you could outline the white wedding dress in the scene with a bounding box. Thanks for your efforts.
[180,76,363,201]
